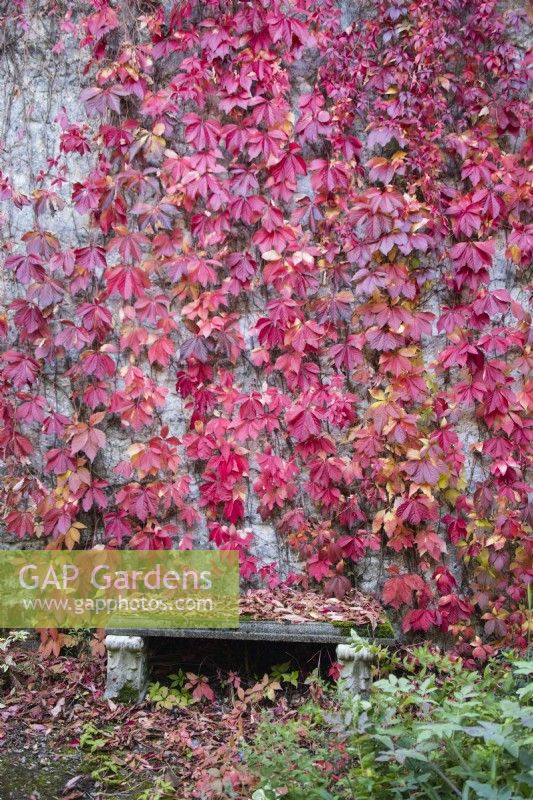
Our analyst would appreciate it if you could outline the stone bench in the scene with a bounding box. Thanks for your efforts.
[104,621,395,702]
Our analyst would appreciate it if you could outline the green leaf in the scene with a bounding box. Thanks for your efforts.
[464,780,515,800]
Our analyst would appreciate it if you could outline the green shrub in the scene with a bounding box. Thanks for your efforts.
[246,649,533,800]
[246,702,348,800]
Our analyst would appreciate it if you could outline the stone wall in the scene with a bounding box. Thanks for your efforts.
[0,2,297,574]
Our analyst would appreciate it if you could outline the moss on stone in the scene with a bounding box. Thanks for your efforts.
[330,617,395,639]
[0,751,87,800]
[116,684,140,703]
[238,613,395,639]
[330,620,358,635]
[374,618,395,639]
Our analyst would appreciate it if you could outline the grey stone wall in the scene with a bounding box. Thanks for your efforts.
[0,4,295,573]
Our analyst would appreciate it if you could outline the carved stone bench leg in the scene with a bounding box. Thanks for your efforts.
[336,642,374,697]
[104,635,148,702]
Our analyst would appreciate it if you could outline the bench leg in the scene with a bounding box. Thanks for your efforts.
[336,642,374,697]
[104,635,148,702]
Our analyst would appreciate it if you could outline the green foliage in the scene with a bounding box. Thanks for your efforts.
[337,673,532,798]
[348,630,391,662]
[510,659,533,705]
[147,669,194,709]
[246,702,343,800]
[245,650,533,800]
[135,777,175,800]
[79,721,126,789]
[79,721,112,753]
[269,661,299,687]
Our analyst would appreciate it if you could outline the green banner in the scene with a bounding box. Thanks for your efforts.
[0,550,239,629]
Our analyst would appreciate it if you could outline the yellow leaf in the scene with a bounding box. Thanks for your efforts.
[65,526,81,550]
[383,511,398,536]
[280,112,295,135]
[372,510,385,534]
[437,473,450,490]
[391,150,406,163]
[443,488,460,504]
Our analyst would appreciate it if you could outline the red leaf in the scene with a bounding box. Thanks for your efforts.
[324,575,351,600]
[402,608,438,633]
[286,408,322,441]
[383,573,425,609]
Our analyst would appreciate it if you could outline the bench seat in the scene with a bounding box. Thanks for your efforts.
[104,620,395,702]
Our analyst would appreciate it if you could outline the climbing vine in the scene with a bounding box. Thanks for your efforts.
[0,0,531,659]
